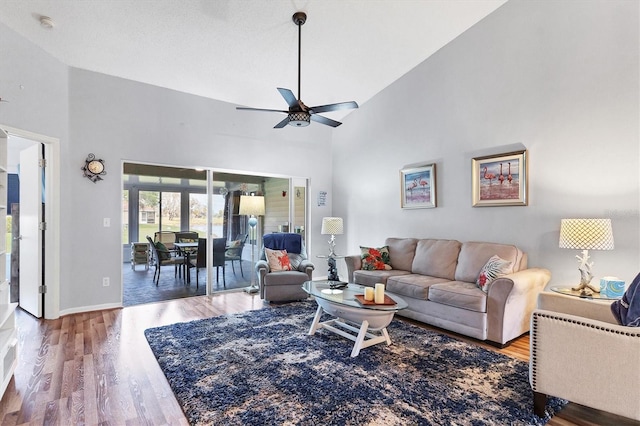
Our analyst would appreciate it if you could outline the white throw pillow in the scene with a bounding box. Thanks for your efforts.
[476,255,512,292]
[265,248,292,271]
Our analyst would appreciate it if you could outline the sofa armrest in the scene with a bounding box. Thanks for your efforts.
[256,259,269,293]
[299,260,315,280]
[486,268,551,345]
[530,309,640,420]
[345,255,361,282]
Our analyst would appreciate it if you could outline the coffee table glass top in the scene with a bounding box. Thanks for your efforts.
[303,280,408,311]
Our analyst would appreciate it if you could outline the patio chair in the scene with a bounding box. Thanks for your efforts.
[212,237,226,288]
[225,233,248,277]
[147,236,184,285]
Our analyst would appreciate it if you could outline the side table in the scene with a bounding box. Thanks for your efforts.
[550,286,622,300]
[316,254,345,281]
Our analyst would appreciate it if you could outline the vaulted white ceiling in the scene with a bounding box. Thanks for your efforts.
[0,0,507,119]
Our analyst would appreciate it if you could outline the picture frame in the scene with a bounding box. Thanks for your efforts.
[472,150,527,207]
[400,164,437,209]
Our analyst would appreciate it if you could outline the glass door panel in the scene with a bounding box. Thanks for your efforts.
[291,178,307,243]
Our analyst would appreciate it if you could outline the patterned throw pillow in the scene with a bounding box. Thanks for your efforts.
[179,238,197,243]
[265,248,293,271]
[225,239,242,256]
[288,253,304,270]
[155,242,171,261]
[360,246,392,271]
[476,255,512,292]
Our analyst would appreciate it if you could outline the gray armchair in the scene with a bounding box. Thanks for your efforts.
[530,291,640,421]
[256,233,314,302]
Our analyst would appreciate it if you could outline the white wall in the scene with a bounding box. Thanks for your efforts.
[64,69,333,312]
[332,0,640,286]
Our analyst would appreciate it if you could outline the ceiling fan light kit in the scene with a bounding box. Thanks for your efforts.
[288,112,310,127]
[237,12,358,128]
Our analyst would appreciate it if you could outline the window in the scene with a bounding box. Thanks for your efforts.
[189,193,207,236]
[160,191,181,232]
[138,190,159,242]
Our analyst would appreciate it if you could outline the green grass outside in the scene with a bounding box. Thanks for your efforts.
[124,216,223,244]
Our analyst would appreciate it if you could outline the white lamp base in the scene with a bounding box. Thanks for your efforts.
[571,249,599,295]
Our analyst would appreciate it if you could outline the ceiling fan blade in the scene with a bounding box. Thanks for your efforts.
[236,106,288,114]
[310,114,342,128]
[274,117,290,128]
[277,88,299,108]
[309,101,358,114]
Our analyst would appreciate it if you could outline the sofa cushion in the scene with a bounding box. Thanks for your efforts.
[428,281,487,313]
[411,239,461,280]
[454,241,525,283]
[265,248,292,271]
[263,270,309,286]
[386,274,450,300]
[353,270,411,287]
[384,238,418,272]
[476,255,512,292]
[360,246,392,270]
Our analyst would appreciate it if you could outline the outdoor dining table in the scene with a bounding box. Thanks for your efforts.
[174,242,198,284]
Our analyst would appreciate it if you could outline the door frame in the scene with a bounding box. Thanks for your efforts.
[0,125,60,320]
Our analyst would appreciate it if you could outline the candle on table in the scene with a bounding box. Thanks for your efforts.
[364,287,374,301]
[375,283,385,304]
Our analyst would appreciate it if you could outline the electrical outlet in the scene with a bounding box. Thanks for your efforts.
[103,218,111,227]
[102,277,110,287]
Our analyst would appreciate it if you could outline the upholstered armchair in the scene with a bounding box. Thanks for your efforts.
[530,291,640,421]
[256,233,314,302]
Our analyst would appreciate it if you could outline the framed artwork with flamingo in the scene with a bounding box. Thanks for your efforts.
[472,150,528,207]
[400,164,436,209]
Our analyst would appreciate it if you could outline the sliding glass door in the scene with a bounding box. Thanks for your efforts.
[122,162,309,300]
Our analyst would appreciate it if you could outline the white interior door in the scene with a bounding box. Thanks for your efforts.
[19,143,43,318]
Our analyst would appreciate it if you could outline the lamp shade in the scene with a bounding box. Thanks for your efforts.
[559,218,614,250]
[321,217,343,235]
[239,195,265,216]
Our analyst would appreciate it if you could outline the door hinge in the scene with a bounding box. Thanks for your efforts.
[38,285,47,294]
[39,158,47,168]
[39,222,47,231]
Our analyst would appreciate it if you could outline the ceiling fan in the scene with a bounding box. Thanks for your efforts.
[236,12,358,128]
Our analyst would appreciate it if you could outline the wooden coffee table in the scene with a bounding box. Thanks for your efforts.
[302,280,407,357]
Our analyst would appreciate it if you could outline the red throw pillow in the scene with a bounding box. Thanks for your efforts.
[360,246,392,271]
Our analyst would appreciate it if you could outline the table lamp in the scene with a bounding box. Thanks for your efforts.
[321,217,343,257]
[239,194,265,293]
[321,217,344,281]
[559,218,614,295]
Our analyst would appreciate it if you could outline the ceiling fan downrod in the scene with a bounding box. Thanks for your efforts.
[292,12,306,101]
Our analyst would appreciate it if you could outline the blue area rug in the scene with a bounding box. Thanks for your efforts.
[144,301,565,425]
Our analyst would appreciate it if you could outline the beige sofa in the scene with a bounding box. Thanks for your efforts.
[530,292,640,420]
[345,237,551,346]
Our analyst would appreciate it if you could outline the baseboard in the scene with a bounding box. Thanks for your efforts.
[59,302,122,317]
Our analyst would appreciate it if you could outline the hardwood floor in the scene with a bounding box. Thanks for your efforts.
[0,292,637,425]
